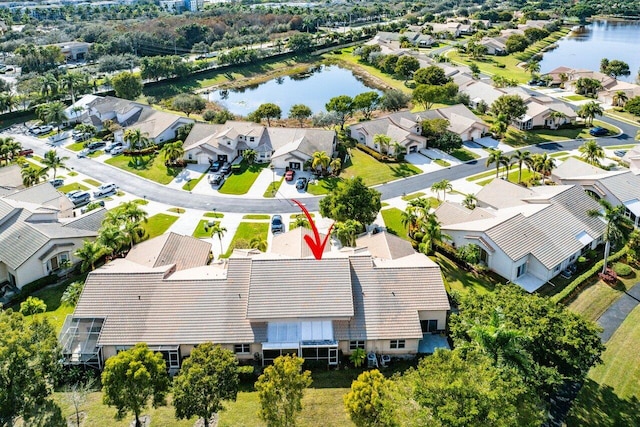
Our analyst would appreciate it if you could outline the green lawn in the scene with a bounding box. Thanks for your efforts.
[562,94,590,101]
[141,213,179,239]
[83,178,101,187]
[167,207,185,214]
[434,252,501,294]
[68,171,78,177]
[447,50,530,82]
[105,155,182,185]
[402,192,425,201]
[192,219,216,239]
[477,169,536,186]
[59,182,89,194]
[306,177,342,195]
[263,178,284,198]
[567,305,640,426]
[204,211,224,218]
[66,142,85,151]
[181,171,207,191]
[502,121,619,147]
[133,198,149,205]
[449,147,480,161]
[243,214,270,220]
[21,282,75,334]
[434,159,450,167]
[380,208,410,241]
[341,149,422,186]
[218,162,268,195]
[222,222,269,258]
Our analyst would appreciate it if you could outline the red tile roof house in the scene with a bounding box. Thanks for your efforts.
[60,230,450,371]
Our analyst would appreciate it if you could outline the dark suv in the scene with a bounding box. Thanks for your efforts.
[589,127,608,137]
[271,215,284,233]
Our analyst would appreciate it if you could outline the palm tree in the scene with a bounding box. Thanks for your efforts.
[531,153,556,180]
[119,201,149,224]
[577,101,604,126]
[612,90,628,107]
[0,137,21,165]
[311,151,331,175]
[510,150,532,183]
[123,220,146,249]
[74,240,105,272]
[559,72,568,89]
[391,142,406,160]
[41,149,69,179]
[333,220,361,247]
[486,149,508,178]
[431,179,453,201]
[329,157,341,175]
[524,60,540,76]
[38,73,59,99]
[578,140,605,166]
[124,128,151,151]
[489,115,509,139]
[463,193,477,210]
[373,134,391,155]
[401,206,421,239]
[243,149,257,164]
[98,225,127,259]
[59,71,83,104]
[588,199,633,274]
[60,281,85,307]
[418,212,449,255]
[0,92,17,113]
[250,236,267,252]
[291,214,310,229]
[549,110,568,129]
[210,222,227,255]
[160,141,184,165]
[21,165,45,187]
[36,101,68,133]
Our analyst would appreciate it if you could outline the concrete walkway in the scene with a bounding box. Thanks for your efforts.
[597,283,640,342]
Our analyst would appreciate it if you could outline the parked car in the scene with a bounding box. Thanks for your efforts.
[81,200,105,214]
[285,170,296,181]
[589,127,608,137]
[220,162,232,175]
[614,150,627,158]
[295,177,308,191]
[18,149,34,157]
[68,191,91,207]
[77,149,89,158]
[110,145,125,155]
[86,141,106,150]
[271,214,284,233]
[93,183,117,197]
[49,178,64,188]
[210,161,221,172]
[208,173,225,186]
[105,142,122,153]
[72,132,91,142]
[31,125,53,135]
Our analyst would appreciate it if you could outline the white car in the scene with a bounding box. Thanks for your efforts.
[110,145,125,155]
[93,183,117,197]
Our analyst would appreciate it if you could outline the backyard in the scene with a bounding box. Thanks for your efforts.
[222,222,269,258]
[105,154,182,185]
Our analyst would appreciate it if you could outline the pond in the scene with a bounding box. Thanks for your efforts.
[203,65,381,117]
[540,20,640,82]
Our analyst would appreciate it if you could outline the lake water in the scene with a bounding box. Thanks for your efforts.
[540,20,640,82]
[204,65,381,117]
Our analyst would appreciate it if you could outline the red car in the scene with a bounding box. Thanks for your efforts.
[285,170,295,181]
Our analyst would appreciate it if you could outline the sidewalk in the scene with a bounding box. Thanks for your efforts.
[597,284,640,342]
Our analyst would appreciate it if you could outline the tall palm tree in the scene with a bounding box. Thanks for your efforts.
[119,201,149,224]
[578,140,605,166]
[510,150,532,184]
[250,236,268,252]
[612,90,628,107]
[373,133,391,155]
[41,149,69,179]
[431,179,453,201]
[559,72,568,89]
[588,199,633,274]
[124,128,151,151]
[391,142,406,160]
[463,193,477,210]
[98,225,127,259]
[418,212,449,255]
[0,137,21,165]
[38,73,59,99]
[36,101,68,132]
[524,60,540,76]
[160,141,184,165]
[401,206,421,239]
[311,151,331,174]
[0,92,17,113]
[530,153,556,180]
[549,110,567,129]
[59,71,83,104]
[333,220,361,247]
[123,220,146,249]
[210,222,227,255]
[74,240,105,272]
[577,101,604,126]
[243,149,257,164]
[486,149,508,178]
[21,165,45,187]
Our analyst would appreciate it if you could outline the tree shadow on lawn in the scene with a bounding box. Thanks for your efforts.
[567,379,640,427]
[388,162,421,179]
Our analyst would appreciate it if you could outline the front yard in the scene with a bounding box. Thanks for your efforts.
[502,120,619,147]
[221,222,269,258]
[105,154,182,185]
[141,213,179,239]
[341,149,422,186]
[218,162,268,195]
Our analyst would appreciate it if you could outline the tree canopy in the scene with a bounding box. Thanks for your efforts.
[491,94,527,122]
[251,103,282,126]
[344,370,398,427]
[325,95,354,130]
[413,65,451,86]
[319,176,381,226]
[171,94,206,117]
[112,72,143,100]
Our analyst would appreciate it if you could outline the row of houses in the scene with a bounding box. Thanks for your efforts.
[60,229,450,370]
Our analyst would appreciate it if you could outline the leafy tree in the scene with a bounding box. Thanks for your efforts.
[577,101,604,126]
[600,58,631,79]
[287,33,313,52]
[625,96,640,116]
[255,355,312,427]
[252,103,282,126]
[627,229,640,266]
[102,343,170,427]
[432,131,462,154]
[413,65,451,86]
[578,140,605,166]
[320,176,381,226]
[412,84,447,110]
[171,94,206,117]
[524,27,549,43]
[344,370,398,427]
[449,285,605,398]
[325,95,354,130]
[570,3,595,23]
[74,240,105,272]
[61,281,85,307]
[394,56,420,82]
[20,296,47,316]
[457,243,481,264]
[491,94,527,122]
[173,343,239,427]
[421,118,450,148]
[505,34,530,53]
[0,310,62,427]
[353,91,380,120]
[401,349,543,427]
[112,72,143,100]
[41,149,68,180]
[469,62,481,78]
[379,89,410,112]
[588,199,633,274]
[289,104,312,127]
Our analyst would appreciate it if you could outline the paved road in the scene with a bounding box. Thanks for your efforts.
[11,112,638,214]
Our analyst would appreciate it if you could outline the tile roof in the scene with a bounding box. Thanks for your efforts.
[598,172,640,204]
[355,231,416,260]
[552,157,618,180]
[270,227,330,258]
[475,179,537,209]
[4,182,74,214]
[0,165,24,190]
[63,208,106,232]
[126,232,212,271]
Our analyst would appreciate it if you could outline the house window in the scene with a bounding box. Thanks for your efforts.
[234,344,251,354]
[47,252,69,272]
[516,262,527,278]
[250,137,255,142]
[188,154,192,160]
[390,340,405,349]
[349,341,365,350]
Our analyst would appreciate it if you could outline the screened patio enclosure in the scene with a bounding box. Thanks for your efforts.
[262,320,339,365]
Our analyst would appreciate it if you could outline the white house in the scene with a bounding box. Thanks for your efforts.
[430,22,462,38]
[435,179,606,292]
[512,97,577,130]
[183,121,336,170]
[551,157,640,227]
[479,37,507,55]
[59,230,450,371]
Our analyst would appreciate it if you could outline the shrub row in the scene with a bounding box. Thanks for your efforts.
[356,143,395,163]
[552,247,628,304]
[123,146,158,156]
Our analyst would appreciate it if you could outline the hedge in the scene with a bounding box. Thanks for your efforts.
[356,143,395,162]
[552,247,628,304]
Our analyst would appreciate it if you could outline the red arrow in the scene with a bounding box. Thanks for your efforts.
[292,199,334,260]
